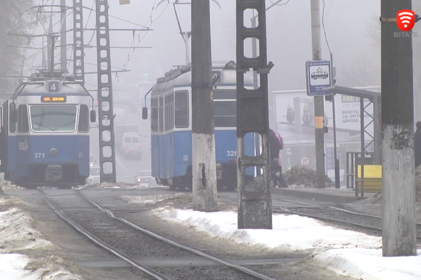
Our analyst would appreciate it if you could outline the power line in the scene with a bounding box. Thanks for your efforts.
[321,0,332,55]
[112,1,170,90]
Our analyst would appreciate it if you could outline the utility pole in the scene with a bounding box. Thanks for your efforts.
[95,0,117,183]
[251,15,261,174]
[42,37,47,69]
[237,0,273,229]
[191,0,218,211]
[250,0,283,168]
[380,0,417,256]
[310,0,326,188]
[173,3,191,65]
[60,0,67,72]
[47,14,53,72]
[73,0,85,83]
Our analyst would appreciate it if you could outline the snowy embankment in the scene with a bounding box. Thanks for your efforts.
[0,197,81,280]
[126,194,421,280]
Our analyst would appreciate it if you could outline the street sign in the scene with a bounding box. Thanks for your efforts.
[119,0,130,4]
[301,157,309,166]
[306,60,332,96]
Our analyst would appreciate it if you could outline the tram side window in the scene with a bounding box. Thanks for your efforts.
[151,98,158,132]
[165,96,169,131]
[174,91,188,128]
[170,95,174,130]
[78,105,89,132]
[18,105,29,133]
[159,97,163,132]
[9,103,16,133]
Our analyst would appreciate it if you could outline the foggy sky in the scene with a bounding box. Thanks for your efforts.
[23,0,421,97]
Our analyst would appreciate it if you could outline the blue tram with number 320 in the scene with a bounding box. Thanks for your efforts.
[0,71,97,189]
[143,61,257,191]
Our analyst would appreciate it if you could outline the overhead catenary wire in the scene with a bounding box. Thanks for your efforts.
[112,1,170,90]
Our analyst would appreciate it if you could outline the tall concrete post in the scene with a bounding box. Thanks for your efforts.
[60,0,67,72]
[381,0,417,256]
[310,0,326,188]
[191,0,218,212]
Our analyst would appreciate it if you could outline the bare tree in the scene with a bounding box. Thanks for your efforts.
[340,51,380,87]
[0,0,37,96]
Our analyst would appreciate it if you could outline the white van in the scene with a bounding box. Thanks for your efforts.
[121,132,142,159]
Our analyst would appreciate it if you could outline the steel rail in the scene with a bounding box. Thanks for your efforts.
[38,189,170,280]
[275,197,421,227]
[272,199,421,241]
[75,190,277,280]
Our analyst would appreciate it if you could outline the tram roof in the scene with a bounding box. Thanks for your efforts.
[12,73,91,100]
[152,61,253,95]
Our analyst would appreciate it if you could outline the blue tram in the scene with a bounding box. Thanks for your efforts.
[0,71,96,189]
[146,61,256,190]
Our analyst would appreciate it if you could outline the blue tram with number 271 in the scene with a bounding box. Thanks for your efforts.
[142,61,257,191]
[0,71,96,189]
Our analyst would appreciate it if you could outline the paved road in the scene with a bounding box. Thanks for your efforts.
[89,113,151,183]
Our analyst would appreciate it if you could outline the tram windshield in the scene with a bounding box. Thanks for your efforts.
[30,105,77,131]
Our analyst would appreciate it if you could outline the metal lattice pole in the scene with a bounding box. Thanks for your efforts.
[73,0,85,83]
[95,0,116,183]
[236,0,273,229]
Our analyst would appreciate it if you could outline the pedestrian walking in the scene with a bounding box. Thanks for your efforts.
[268,128,288,188]
[415,121,421,168]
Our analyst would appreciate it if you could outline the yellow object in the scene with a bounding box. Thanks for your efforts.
[315,116,323,128]
[356,165,382,178]
[356,165,382,193]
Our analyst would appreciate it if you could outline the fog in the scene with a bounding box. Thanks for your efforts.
[21,0,388,95]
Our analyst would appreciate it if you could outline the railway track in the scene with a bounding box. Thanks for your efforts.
[38,189,276,280]
[272,198,421,242]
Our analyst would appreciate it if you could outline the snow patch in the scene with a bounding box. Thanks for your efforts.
[121,193,186,206]
[0,197,82,279]
[314,248,421,280]
[0,254,38,280]
[0,208,53,253]
[76,182,146,190]
[153,208,382,252]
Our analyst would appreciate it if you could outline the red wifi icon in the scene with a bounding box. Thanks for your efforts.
[397,10,415,31]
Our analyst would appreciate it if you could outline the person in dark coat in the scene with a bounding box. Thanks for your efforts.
[415,121,421,168]
[268,129,288,188]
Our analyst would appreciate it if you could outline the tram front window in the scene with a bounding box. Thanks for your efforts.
[30,105,77,132]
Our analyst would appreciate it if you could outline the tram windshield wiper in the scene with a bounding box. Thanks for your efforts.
[32,122,55,131]
[56,120,76,129]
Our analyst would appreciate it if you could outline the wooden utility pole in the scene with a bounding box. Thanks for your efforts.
[310,0,326,188]
[381,0,417,256]
[191,0,218,211]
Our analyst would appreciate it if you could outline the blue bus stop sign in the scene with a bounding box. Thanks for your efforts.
[306,60,332,96]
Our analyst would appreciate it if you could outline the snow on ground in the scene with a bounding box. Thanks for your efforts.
[121,193,186,206]
[154,208,382,252]
[128,194,421,280]
[0,197,82,280]
[315,248,421,280]
[76,181,147,190]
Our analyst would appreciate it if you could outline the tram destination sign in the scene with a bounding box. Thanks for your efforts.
[41,96,66,103]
